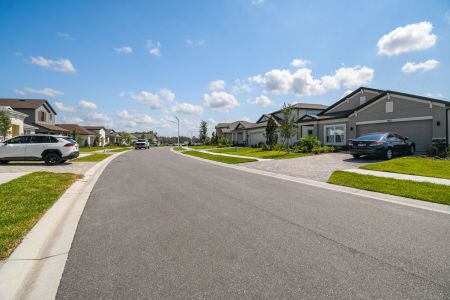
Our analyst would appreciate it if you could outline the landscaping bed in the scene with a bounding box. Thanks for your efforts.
[210,147,309,159]
[0,172,81,259]
[183,150,257,164]
[360,157,450,180]
[328,170,450,205]
[72,153,111,162]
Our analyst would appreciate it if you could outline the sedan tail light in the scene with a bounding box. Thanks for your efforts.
[64,143,76,147]
[370,141,383,145]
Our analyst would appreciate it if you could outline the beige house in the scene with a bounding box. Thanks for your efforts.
[0,106,37,141]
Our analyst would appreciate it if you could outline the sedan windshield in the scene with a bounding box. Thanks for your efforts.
[355,133,385,141]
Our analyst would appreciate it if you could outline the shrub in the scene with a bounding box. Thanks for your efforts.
[311,145,336,154]
[271,144,283,151]
[426,140,449,158]
[261,143,270,151]
[299,135,321,152]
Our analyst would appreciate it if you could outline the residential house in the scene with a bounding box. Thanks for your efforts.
[297,87,450,151]
[0,98,69,135]
[216,103,327,146]
[105,129,121,145]
[0,106,38,141]
[57,124,97,147]
[83,126,107,146]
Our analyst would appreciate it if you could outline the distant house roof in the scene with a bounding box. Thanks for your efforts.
[268,103,328,116]
[57,124,97,135]
[35,123,69,132]
[84,125,106,131]
[0,98,57,114]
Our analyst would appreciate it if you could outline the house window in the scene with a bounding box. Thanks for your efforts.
[359,96,366,105]
[39,111,46,122]
[324,124,346,145]
[386,101,393,113]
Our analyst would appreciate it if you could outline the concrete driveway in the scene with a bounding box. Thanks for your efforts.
[0,161,96,175]
[244,152,381,182]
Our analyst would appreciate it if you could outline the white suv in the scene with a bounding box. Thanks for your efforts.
[0,134,80,165]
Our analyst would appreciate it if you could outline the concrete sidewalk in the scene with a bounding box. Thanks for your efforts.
[344,168,450,186]
[0,172,30,185]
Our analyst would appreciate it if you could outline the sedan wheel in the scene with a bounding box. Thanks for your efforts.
[409,145,415,155]
[386,148,393,160]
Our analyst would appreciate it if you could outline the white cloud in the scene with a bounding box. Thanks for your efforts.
[61,116,84,124]
[172,102,203,115]
[290,58,310,68]
[30,56,76,73]
[424,92,444,99]
[186,38,205,47]
[264,69,293,94]
[342,90,353,97]
[78,99,97,110]
[209,80,226,91]
[253,65,374,96]
[147,40,161,57]
[114,46,133,54]
[117,110,158,125]
[251,0,264,5]
[131,91,164,109]
[203,91,240,112]
[159,88,175,102]
[14,87,63,97]
[231,79,251,94]
[377,22,437,56]
[84,113,113,127]
[401,59,439,73]
[250,95,272,106]
[55,101,76,112]
[240,116,252,122]
[56,32,71,40]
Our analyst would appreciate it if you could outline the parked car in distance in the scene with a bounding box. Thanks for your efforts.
[349,132,415,160]
[135,139,150,150]
[0,134,79,165]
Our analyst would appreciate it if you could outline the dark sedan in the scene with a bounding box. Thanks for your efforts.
[349,132,415,160]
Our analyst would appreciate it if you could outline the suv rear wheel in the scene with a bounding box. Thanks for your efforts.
[386,148,393,160]
[44,153,62,165]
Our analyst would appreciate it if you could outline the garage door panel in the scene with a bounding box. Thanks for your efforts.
[356,120,432,152]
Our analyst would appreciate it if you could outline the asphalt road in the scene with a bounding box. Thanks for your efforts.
[57,148,450,299]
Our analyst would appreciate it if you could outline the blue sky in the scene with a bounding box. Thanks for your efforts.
[1,0,449,136]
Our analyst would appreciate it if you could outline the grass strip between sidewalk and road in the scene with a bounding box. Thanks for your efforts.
[187,145,219,150]
[72,153,111,162]
[328,171,450,205]
[183,150,257,164]
[360,157,450,180]
[0,172,82,259]
[79,146,128,153]
[173,146,186,151]
[210,147,309,159]
[109,148,131,153]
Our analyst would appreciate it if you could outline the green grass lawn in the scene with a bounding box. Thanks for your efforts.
[109,148,131,153]
[0,172,81,259]
[173,146,186,151]
[328,171,450,205]
[210,147,309,159]
[187,145,219,150]
[71,153,111,162]
[361,157,450,180]
[79,145,126,153]
[183,150,257,164]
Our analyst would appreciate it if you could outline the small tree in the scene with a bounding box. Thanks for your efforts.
[122,132,131,145]
[265,117,277,146]
[0,111,11,141]
[140,133,145,139]
[199,120,208,144]
[279,103,297,150]
[93,135,100,147]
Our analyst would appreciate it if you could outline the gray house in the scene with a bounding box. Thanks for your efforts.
[0,98,69,135]
[297,87,450,151]
[216,103,328,146]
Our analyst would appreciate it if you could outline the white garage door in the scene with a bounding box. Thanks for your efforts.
[356,120,433,152]
[249,132,265,146]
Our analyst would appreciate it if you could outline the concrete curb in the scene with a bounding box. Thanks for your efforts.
[0,150,130,300]
[171,148,450,215]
